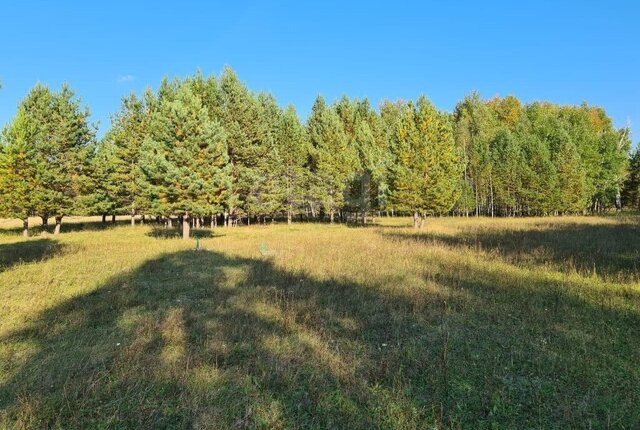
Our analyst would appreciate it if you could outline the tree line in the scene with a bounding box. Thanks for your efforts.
[0,68,635,239]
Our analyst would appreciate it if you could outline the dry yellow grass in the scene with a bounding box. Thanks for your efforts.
[1,215,639,428]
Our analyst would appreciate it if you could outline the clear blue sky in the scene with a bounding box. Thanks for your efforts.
[1,1,638,142]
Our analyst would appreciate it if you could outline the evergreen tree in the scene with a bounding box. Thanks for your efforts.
[41,84,95,233]
[139,84,230,239]
[307,96,358,222]
[389,97,462,226]
[415,97,462,216]
[0,108,38,236]
[339,98,388,224]
[389,101,426,226]
[219,67,269,224]
[106,92,152,225]
[0,84,94,234]
[245,93,283,222]
[84,139,119,222]
[3,70,633,227]
[275,104,309,224]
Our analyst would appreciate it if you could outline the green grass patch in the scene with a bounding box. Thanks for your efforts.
[1,216,639,428]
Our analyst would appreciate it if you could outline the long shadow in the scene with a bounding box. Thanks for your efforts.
[382,220,640,280]
[1,248,639,427]
[0,219,133,237]
[0,239,64,272]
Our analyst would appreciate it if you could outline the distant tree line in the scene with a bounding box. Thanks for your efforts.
[0,68,635,238]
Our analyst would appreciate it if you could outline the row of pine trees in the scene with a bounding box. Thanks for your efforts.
[0,68,636,238]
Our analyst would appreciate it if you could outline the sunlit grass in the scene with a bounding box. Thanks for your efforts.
[1,215,639,428]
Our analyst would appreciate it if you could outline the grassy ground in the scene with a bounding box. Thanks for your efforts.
[0,215,639,429]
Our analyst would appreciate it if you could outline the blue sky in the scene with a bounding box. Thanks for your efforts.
[1,1,638,142]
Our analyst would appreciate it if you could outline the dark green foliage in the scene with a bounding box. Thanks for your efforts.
[83,139,119,218]
[307,96,358,222]
[1,70,635,228]
[138,83,230,222]
[275,105,309,224]
[0,108,37,222]
[0,84,94,232]
[102,93,152,218]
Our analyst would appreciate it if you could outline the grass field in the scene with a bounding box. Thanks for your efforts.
[0,215,639,429]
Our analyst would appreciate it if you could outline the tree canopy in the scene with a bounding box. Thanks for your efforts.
[0,69,634,238]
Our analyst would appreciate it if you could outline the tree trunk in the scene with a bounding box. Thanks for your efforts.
[41,216,48,227]
[112,214,116,224]
[489,176,495,218]
[195,217,201,229]
[131,214,135,226]
[54,216,62,235]
[287,206,292,225]
[168,217,173,228]
[182,214,190,240]
[474,180,479,216]
[22,218,29,237]
[102,214,106,223]
[413,212,419,228]
[330,210,334,224]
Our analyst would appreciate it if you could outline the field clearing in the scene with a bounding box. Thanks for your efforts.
[1,215,639,428]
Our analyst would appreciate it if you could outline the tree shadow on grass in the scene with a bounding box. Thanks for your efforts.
[145,228,223,240]
[0,219,132,237]
[382,220,640,281]
[1,247,639,428]
[0,239,65,273]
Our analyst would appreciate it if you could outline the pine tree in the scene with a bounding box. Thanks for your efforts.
[219,67,269,224]
[0,84,94,234]
[339,98,388,224]
[43,84,95,233]
[275,104,309,224]
[245,93,283,222]
[389,101,425,226]
[415,97,462,216]
[307,96,358,223]
[3,84,56,228]
[84,139,119,222]
[139,84,230,239]
[0,108,38,236]
[106,92,153,225]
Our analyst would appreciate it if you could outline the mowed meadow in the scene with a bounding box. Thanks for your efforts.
[0,215,639,429]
